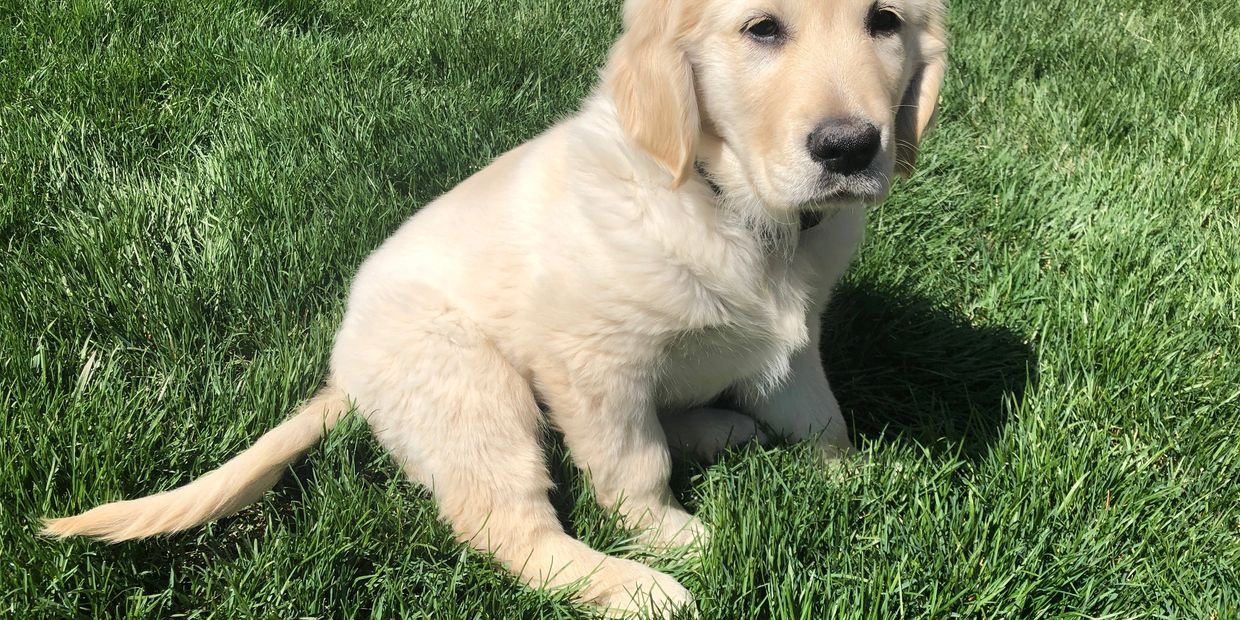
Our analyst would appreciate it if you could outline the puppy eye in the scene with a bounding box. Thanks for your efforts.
[744,17,783,41]
[867,7,902,36]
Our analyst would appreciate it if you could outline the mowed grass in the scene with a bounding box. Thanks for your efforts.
[2,0,1238,617]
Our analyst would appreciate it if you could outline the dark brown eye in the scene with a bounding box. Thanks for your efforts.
[868,7,902,37]
[744,17,783,42]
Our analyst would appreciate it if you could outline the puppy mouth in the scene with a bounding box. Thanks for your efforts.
[808,169,889,206]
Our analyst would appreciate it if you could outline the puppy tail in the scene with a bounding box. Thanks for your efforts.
[41,383,349,542]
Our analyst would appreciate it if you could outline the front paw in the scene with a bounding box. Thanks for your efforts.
[814,436,871,474]
[817,437,858,461]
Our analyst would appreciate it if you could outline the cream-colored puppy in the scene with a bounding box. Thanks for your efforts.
[44,0,947,616]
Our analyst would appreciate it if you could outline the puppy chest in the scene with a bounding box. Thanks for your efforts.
[656,316,807,407]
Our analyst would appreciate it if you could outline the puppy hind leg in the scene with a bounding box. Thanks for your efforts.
[544,373,709,554]
[337,301,691,618]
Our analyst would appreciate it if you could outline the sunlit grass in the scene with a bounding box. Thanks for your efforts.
[2,0,1237,617]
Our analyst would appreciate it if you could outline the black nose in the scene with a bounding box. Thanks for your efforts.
[806,118,881,175]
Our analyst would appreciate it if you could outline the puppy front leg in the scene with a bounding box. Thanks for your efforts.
[544,372,708,552]
[740,317,857,460]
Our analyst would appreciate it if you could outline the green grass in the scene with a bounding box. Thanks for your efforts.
[2,0,1238,617]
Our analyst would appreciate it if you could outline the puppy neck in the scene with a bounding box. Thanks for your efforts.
[692,135,805,255]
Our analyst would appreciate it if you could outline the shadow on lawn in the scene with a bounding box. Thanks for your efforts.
[822,280,1037,459]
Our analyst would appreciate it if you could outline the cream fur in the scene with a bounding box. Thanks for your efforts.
[44,0,947,617]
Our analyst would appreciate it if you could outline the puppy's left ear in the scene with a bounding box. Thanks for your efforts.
[894,17,948,177]
[603,0,699,186]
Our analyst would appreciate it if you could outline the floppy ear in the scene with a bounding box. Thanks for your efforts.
[603,0,699,186]
[894,20,948,176]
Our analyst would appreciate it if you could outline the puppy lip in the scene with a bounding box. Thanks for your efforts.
[812,169,889,203]
[807,187,876,205]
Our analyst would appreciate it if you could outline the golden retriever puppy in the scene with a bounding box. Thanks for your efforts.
[44,0,947,616]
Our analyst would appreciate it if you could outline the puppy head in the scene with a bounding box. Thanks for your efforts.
[604,0,948,215]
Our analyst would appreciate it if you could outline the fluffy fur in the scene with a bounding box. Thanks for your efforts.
[44,0,947,617]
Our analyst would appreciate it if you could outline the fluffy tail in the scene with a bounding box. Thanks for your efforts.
[42,383,349,542]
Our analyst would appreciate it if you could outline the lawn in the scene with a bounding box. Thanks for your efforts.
[2,0,1238,617]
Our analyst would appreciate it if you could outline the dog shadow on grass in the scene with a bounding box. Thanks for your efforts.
[821,279,1036,460]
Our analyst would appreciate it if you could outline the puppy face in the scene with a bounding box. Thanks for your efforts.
[605,0,947,216]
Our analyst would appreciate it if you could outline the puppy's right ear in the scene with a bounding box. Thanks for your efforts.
[603,0,700,186]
